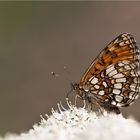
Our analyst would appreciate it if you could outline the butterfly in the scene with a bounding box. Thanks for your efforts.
[73,33,140,114]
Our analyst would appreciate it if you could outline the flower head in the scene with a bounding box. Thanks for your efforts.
[0,100,140,140]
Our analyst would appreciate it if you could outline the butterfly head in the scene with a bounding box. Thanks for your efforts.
[66,82,84,100]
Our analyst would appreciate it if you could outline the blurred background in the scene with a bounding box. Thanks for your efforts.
[0,1,140,135]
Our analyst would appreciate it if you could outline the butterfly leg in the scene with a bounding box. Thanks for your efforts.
[86,101,93,112]
[83,99,86,108]
[82,93,92,111]
[100,102,121,114]
[74,94,78,106]
[75,94,89,109]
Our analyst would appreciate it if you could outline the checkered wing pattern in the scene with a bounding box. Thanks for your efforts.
[77,33,140,114]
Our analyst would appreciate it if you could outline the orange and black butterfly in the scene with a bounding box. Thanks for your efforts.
[73,33,140,114]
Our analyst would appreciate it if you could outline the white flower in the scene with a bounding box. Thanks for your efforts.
[0,100,140,140]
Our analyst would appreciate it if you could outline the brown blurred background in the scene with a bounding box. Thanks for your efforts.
[0,1,140,135]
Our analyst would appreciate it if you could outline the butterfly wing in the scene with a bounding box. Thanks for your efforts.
[80,33,139,85]
[94,61,140,107]
[78,33,140,110]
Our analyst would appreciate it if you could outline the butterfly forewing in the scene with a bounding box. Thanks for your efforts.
[77,33,140,113]
[80,33,139,84]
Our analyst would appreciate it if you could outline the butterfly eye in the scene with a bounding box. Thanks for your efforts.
[75,33,140,114]
[72,83,79,90]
